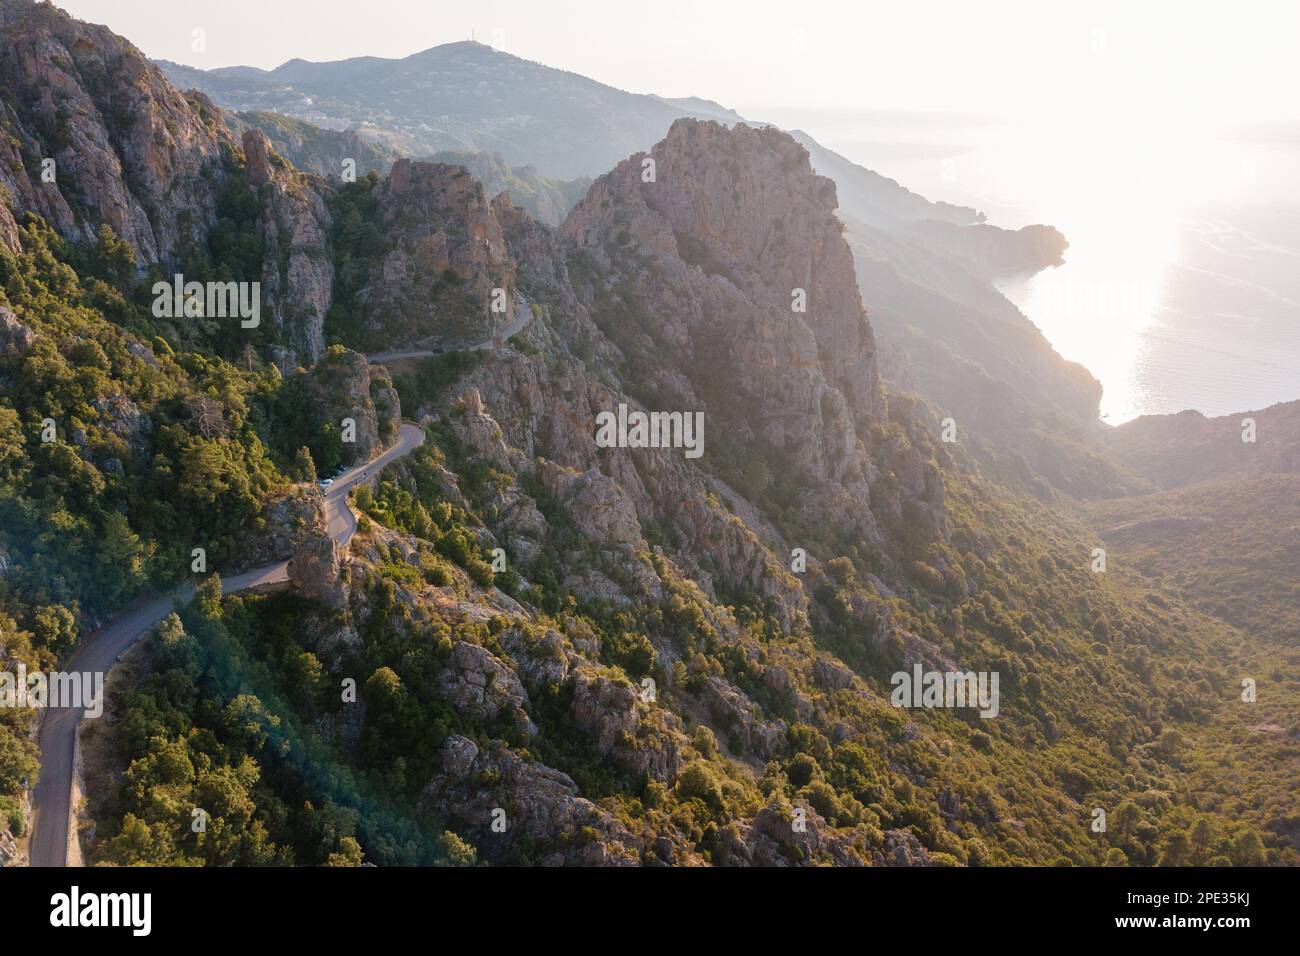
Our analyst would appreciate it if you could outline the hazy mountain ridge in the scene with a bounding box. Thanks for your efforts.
[227,110,592,227]
[1106,399,1300,489]
[157,43,1066,275]
[157,42,702,181]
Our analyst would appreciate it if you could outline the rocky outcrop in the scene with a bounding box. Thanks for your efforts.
[353,159,517,349]
[0,3,342,366]
[571,668,685,783]
[243,129,333,365]
[714,800,867,866]
[92,393,151,458]
[447,387,511,468]
[238,485,328,569]
[700,674,787,760]
[499,627,572,687]
[0,0,235,263]
[420,742,641,865]
[440,734,479,776]
[296,348,400,463]
[287,529,346,607]
[410,121,933,627]
[0,304,35,356]
[436,640,531,730]
[880,828,934,867]
[541,464,642,551]
[903,220,1067,279]
[560,119,888,548]
[426,149,590,227]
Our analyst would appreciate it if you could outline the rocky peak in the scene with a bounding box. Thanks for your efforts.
[0,0,235,263]
[351,159,518,349]
[559,119,891,548]
[242,128,273,186]
[564,119,884,427]
[240,127,334,365]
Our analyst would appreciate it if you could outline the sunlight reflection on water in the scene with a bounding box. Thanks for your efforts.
[779,110,1300,422]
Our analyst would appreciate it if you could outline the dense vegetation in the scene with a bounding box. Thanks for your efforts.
[85,385,1290,865]
[0,215,389,843]
[0,216,287,835]
[91,583,474,866]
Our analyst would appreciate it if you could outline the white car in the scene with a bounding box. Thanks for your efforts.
[319,478,334,488]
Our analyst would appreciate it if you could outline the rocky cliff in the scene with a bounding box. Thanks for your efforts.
[558,120,902,548]
[0,0,233,261]
[0,0,341,365]
[416,119,948,635]
[331,159,517,351]
[243,128,334,366]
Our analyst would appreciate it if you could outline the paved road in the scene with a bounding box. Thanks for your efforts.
[28,422,425,867]
[366,291,531,364]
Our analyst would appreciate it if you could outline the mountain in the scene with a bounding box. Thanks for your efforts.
[157,42,708,181]
[227,111,591,227]
[160,42,1112,499]
[783,131,1133,498]
[1106,399,1300,489]
[0,0,1294,869]
[0,0,231,262]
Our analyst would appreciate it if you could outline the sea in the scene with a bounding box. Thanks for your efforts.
[753,107,1300,423]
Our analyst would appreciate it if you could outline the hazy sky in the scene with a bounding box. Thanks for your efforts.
[57,0,1300,126]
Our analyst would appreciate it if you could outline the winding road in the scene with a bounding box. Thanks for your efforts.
[28,422,426,867]
[29,290,535,867]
